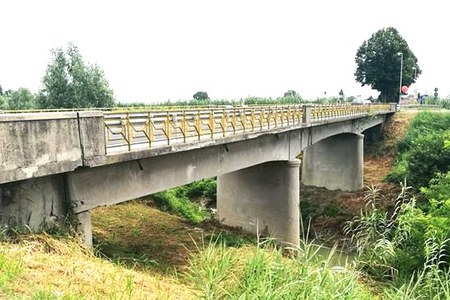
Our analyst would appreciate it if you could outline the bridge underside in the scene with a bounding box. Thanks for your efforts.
[217,160,300,246]
[302,133,364,191]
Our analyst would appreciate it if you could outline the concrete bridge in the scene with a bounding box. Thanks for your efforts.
[0,104,396,247]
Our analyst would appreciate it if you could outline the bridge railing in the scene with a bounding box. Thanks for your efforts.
[104,103,392,153]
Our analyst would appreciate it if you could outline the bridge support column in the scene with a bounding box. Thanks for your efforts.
[75,211,93,248]
[302,133,363,191]
[217,160,300,246]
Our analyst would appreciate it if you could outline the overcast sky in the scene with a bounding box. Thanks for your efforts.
[1,0,449,103]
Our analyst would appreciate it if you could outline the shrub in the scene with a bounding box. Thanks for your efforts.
[185,178,217,200]
[387,112,450,187]
[151,189,209,223]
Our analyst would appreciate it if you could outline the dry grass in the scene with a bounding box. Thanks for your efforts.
[0,200,254,299]
[92,201,254,274]
[0,233,194,299]
[92,200,209,274]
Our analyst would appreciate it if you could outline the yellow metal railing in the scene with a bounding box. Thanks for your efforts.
[104,104,392,153]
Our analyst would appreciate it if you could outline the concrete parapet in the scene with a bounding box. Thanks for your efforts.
[302,105,312,124]
[217,160,300,246]
[77,111,106,166]
[0,111,105,184]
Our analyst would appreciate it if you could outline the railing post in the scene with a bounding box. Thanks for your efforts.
[302,105,312,124]
[389,102,398,112]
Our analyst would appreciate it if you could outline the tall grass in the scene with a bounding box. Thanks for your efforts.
[186,236,374,299]
[0,251,22,292]
[150,178,216,223]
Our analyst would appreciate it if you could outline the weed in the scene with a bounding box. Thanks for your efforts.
[186,235,374,299]
[0,251,22,292]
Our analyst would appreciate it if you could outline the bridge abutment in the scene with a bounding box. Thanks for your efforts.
[0,175,68,231]
[302,133,363,191]
[217,159,300,246]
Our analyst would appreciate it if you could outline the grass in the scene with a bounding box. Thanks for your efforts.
[0,232,194,299]
[186,237,376,299]
[92,201,254,274]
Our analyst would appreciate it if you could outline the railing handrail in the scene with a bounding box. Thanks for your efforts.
[102,103,393,153]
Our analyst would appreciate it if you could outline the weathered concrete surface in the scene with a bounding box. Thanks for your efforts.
[0,175,67,230]
[302,133,364,191]
[217,160,301,246]
[77,111,106,164]
[0,112,105,184]
[67,131,298,213]
[75,211,93,247]
[66,115,387,213]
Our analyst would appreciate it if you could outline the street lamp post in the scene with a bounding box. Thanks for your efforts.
[397,52,403,103]
[412,67,417,79]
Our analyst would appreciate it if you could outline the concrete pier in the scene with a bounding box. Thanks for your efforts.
[217,160,301,246]
[75,211,93,247]
[302,133,363,191]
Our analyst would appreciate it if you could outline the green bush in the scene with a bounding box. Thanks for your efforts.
[150,178,217,223]
[151,189,209,223]
[387,112,450,187]
[346,180,450,282]
[185,178,217,200]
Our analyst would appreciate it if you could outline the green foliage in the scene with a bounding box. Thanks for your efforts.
[151,189,209,223]
[193,91,210,101]
[421,172,450,203]
[283,90,299,97]
[346,180,450,289]
[0,95,8,110]
[37,43,115,109]
[150,178,216,223]
[0,87,36,110]
[424,96,450,109]
[385,266,450,299]
[0,251,22,292]
[187,238,374,299]
[184,178,217,200]
[387,112,450,187]
[117,95,308,108]
[6,87,36,110]
[355,27,421,102]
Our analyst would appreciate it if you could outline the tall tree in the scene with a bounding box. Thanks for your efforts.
[0,95,7,110]
[37,43,115,108]
[7,88,36,110]
[284,90,299,97]
[193,91,209,101]
[354,27,421,102]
